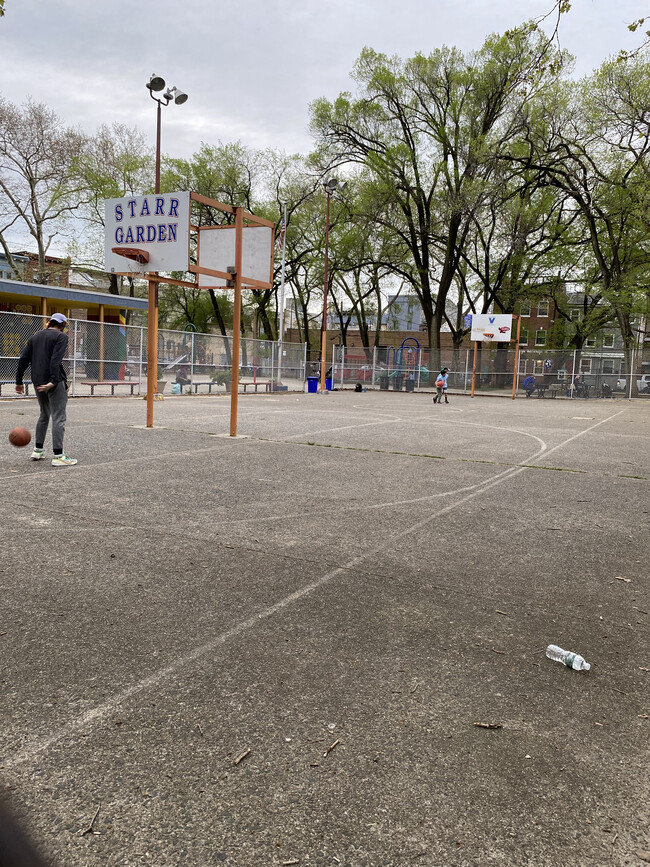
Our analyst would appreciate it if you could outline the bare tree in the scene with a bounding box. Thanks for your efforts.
[0,97,89,282]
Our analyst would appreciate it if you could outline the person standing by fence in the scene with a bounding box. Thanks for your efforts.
[15,313,77,467]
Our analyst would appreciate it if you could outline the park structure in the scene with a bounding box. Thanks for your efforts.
[105,191,275,435]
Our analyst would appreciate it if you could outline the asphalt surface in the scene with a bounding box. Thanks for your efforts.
[0,390,648,867]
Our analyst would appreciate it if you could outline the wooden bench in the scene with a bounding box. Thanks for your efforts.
[242,381,272,393]
[81,380,139,395]
[0,380,31,395]
[193,381,220,394]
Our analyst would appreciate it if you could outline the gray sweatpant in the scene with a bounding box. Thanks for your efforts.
[35,381,68,453]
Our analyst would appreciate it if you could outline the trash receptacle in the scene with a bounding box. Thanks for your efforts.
[325,378,332,390]
[380,375,389,390]
[307,377,318,393]
[393,375,404,391]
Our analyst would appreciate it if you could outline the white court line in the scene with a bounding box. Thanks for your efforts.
[3,408,625,771]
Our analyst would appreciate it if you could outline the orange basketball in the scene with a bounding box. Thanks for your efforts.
[8,427,31,448]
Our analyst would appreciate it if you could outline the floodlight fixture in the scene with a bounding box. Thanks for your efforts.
[147,74,165,92]
[172,88,188,105]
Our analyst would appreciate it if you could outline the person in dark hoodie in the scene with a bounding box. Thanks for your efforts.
[15,313,77,466]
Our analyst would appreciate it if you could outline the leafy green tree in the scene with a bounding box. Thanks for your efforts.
[511,56,650,389]
[311,27,566,364]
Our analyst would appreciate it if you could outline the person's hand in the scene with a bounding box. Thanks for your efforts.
[15,384,24,394]
[36,382,54,393]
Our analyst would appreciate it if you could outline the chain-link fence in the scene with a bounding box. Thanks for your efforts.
[330,344,650,398]
[0,311,308,398]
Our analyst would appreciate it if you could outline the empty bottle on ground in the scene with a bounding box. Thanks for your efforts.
[546,644,591,671]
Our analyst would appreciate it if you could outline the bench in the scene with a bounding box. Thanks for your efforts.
[547,383,565,398]
[193,381,220,394]
[0,380,31,395]
[81,380,139,396]
[242,381,273,393]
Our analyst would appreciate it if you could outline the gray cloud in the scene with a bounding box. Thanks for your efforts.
[0,0,645,161]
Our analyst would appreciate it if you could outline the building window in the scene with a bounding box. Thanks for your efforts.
[570,309,581,322]
[535,329,546,346]
[519,328,528,345]
[602,359,615,375]
[520,303,530,317]
[602,332,614,348]
[537,299,549,317]
[580,359,592,374]
[585,336,596,347]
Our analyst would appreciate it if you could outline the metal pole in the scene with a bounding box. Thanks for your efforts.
[277,202,287,383]
[99,304,105,382]
[629,345,634,400]
[303,339,308,391]
[191,332,195,381]
[138,325,143,395]
[72,319,78,397]
[571,349,577,398]
[320,191,331,392]
[464,349,469,394]
[145,99,163,427]
[229,206,243,436]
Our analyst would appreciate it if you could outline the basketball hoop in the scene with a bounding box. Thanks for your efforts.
[111,247,150,265]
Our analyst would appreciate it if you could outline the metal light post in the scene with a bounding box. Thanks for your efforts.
[144,74,188,426]
[320,178,338,392]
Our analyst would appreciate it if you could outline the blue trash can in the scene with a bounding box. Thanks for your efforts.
[325,378,332,391]
[307,377,318,393]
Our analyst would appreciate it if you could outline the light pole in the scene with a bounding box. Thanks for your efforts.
[144,74,188,426]
[146,74,188,196]
[320,178,338,392]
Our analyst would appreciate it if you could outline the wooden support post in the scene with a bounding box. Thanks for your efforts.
[146,279,157,428]
[229,206,243,437]
[511,315,521,400]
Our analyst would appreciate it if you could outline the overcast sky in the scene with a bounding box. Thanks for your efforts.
[0,1,646,254]
[1,0,647,161]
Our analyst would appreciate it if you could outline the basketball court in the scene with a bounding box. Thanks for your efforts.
[1,391,648,866]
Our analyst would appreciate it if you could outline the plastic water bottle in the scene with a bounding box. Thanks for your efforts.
[546,644,591,671]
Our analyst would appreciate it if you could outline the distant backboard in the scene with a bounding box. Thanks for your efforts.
[197,225,274,288]
[471,314,513,342]
[104,191,190,275]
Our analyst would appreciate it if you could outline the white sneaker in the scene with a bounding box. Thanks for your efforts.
[52,454,77,467]
[31,448,45,460]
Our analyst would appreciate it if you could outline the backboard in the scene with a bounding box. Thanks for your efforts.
[104,191,191,275]
[470,314,513,342]
[197,224,274,288]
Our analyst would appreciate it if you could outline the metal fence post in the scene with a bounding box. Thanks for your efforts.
[464,350,469,394]
[340,344,345,387]
[71,319,78,396]
[416,347,422,389]
[629,345,634,400]
[139,325,144,393]
[302,341,308,391]
[372,346,377,388]
[571,349,577,398]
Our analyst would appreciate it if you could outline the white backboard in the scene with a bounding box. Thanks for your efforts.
[104,191,190,274]
[198,225,274,287]
[471,313,513,342]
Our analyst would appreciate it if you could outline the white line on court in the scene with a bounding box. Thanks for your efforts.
[3,408,626,771]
